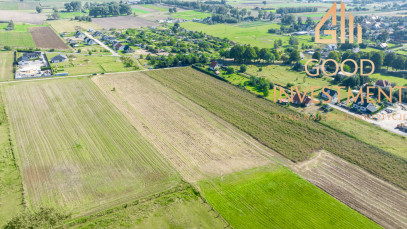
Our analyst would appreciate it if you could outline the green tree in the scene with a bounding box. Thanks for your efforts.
[227,67,234,74]
[243,46,257,62]
[289,50,300,63]
[240,64,247,72]
[312,51,321,60]
[6,20,14,30]
[383,52,396,70]
[392,55,406,70]
[289,36,299,46]
[370,52,383,72]
[36,6,42,13]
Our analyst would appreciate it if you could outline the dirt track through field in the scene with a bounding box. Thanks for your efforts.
[29,27,69,50]
[294,151,407,228]
[93,73,286,182]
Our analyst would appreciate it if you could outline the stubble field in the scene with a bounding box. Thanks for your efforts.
[3,78,180,215]
[92,72,281,182]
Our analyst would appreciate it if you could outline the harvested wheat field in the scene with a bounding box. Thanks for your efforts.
[0,11,45,24]
[294,151,407,229]
[3,78,180,215]
[29,27,69,50]
[92,16,159,29]
[93,72,285,182]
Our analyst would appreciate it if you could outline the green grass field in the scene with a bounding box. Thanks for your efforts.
[3,78,180,215]
[0,23,45,32]
[147,67,407,190]
[371,72,407,86]
[140,4,167,11]
[0,2,18,10]
[200,166,380,228]
[171,10,211,20]
[0,92,23,227]
[132,8,150,15]
[180,22,312,49]
[0,31,34,47]
[0,52,14,82]
[49,54,136,76]
[71,186,227,228]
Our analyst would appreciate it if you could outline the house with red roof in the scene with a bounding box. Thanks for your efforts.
[293,93,312,107]
[375,80,391,88]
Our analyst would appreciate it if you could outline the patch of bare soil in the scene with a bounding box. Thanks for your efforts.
[29,27,69,49]
[294,151,407,229]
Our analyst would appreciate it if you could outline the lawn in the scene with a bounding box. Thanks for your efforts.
[70,186,227,228]
[140,4,167,11]
[147,67,407,190]
[171,10,211,20]
[200,166,380,229]
[0,52,14,82]
[3,78,180,215]
[48,54,136,76]
[132,8,151,15]
[0,23,45,32]
[0,2,18,10]
[0,93,23,227]
[180,22,313,49]
[371,72,407,86]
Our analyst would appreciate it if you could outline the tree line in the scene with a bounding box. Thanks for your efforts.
[88,2,132,17]
[276,7,317,14]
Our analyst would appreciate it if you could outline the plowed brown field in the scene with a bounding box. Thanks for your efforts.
[29,27,69,50]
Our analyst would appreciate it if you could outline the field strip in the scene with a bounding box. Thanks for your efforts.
[0,66,186,85]
[3,77,180,215]
[294,151,407,228]
[92,72,288,182]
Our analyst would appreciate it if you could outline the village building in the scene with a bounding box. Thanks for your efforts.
[319,88,338,103]
[293,93,312,107]
[50,55,68,63]
[209,61,219,71]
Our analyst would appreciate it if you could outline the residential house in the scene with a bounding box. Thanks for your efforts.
[293,93,312,107]
[319,88,338,103]
[75,31,85,38]
[93,31,102,37]
[324,44,337,51]
[209,61,219,71]
[375,79,391,88]
[379,43,388,49]
[50,54,68,63]
[114,43,125,51]
[88,28,95,33]
[352,98,378,114]
[123,45,134,53]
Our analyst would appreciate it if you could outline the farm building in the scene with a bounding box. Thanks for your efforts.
[115,43,125,51]
[50,55,68,63]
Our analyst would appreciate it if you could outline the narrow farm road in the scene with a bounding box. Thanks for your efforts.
[83,32,120,57]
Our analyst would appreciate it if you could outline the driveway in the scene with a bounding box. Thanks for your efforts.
[83,32,120,57]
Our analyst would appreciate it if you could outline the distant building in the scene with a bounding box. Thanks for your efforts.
[319,88,338,103]
[209,61,219,71]
[324,44,337,51]
[293,93,312,107]
[50,54,68,63]
[292,31,308,36]
[123,45,134,53]
[115,43,124,51]
[352,98,378,114]
[375,79,391,88]
[379,43,388,49]
[75,31,85,38]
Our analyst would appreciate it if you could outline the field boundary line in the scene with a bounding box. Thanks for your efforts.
[0,66,187,85]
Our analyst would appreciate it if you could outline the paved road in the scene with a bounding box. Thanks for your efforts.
[83,32,120,57]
